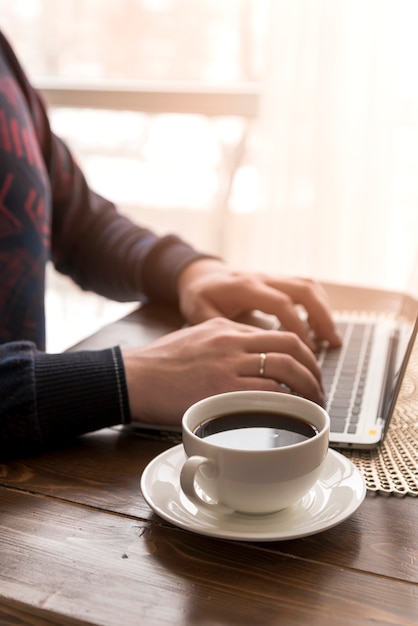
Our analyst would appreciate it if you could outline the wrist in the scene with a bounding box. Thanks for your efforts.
[177,257,225,294]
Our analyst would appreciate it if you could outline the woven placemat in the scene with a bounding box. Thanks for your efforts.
[340,339,418,497]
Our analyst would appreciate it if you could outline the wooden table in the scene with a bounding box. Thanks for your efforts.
[1,284,417,626]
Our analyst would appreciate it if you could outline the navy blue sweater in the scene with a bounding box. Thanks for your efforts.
[0,31,205,458]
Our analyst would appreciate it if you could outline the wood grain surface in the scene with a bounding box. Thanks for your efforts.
[1,483,417,626]
[1,288,417,626]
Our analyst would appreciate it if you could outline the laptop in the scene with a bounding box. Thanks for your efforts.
[319,299,418,449]
[240,297,418,450]
[123,288,418,451]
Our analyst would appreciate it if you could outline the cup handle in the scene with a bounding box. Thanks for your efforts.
[179,455,233,514]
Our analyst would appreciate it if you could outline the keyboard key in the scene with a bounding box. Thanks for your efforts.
[320,320,374,436]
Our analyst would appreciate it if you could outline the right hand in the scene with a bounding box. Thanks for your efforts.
[121,317,324,428]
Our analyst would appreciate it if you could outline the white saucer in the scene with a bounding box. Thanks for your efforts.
[140,445,366,541]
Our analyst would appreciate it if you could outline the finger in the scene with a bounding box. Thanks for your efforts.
[236,285,317,350]
[235,377,293,394]
[222,353,322,403]
[306,310,342,347]
[184,274,317,347]
[244,330,323,385]
[265,278,342,347]
[261,353,324,405]
[235,310,280,330]
[241,356,324,406]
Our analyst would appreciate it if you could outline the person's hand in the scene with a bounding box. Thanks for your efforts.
[122,317,324,427]
[177,259,342,351]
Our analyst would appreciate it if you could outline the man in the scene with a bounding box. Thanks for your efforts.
[0,30,341,458]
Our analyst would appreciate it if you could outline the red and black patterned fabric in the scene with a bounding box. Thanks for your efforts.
[0,31,206,458]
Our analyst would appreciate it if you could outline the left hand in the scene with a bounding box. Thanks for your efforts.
[177,259,342,351]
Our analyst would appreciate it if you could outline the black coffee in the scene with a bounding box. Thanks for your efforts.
[194,411,318,450]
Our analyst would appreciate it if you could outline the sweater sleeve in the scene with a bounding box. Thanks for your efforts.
[0,29,211,304]
[0,341,130,459]
[44,91,210,304]
[0,31,215,459]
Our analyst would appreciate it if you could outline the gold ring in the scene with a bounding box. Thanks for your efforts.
[258,352,267,377]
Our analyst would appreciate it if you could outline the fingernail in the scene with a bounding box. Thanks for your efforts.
[306,336,317,351]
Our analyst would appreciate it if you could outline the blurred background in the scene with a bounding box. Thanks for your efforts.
[1,0,418,350]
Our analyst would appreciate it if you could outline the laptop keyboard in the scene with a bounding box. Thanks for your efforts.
[316,321,375,434]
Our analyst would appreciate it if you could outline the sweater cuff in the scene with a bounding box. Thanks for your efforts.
[35,346,130,444]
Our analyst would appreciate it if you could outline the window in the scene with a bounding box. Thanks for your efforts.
[1,0,266,253]
[1,0,267,350]
[2,1,418,350]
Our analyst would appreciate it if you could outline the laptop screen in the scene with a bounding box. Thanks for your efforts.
[381,293,418,435]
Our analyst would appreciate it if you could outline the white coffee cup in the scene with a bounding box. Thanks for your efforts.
[180,390,330,515]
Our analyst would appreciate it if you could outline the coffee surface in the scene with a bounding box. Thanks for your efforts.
[194,411,318,450]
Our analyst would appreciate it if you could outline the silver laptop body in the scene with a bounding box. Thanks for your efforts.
[321,294,417,449]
